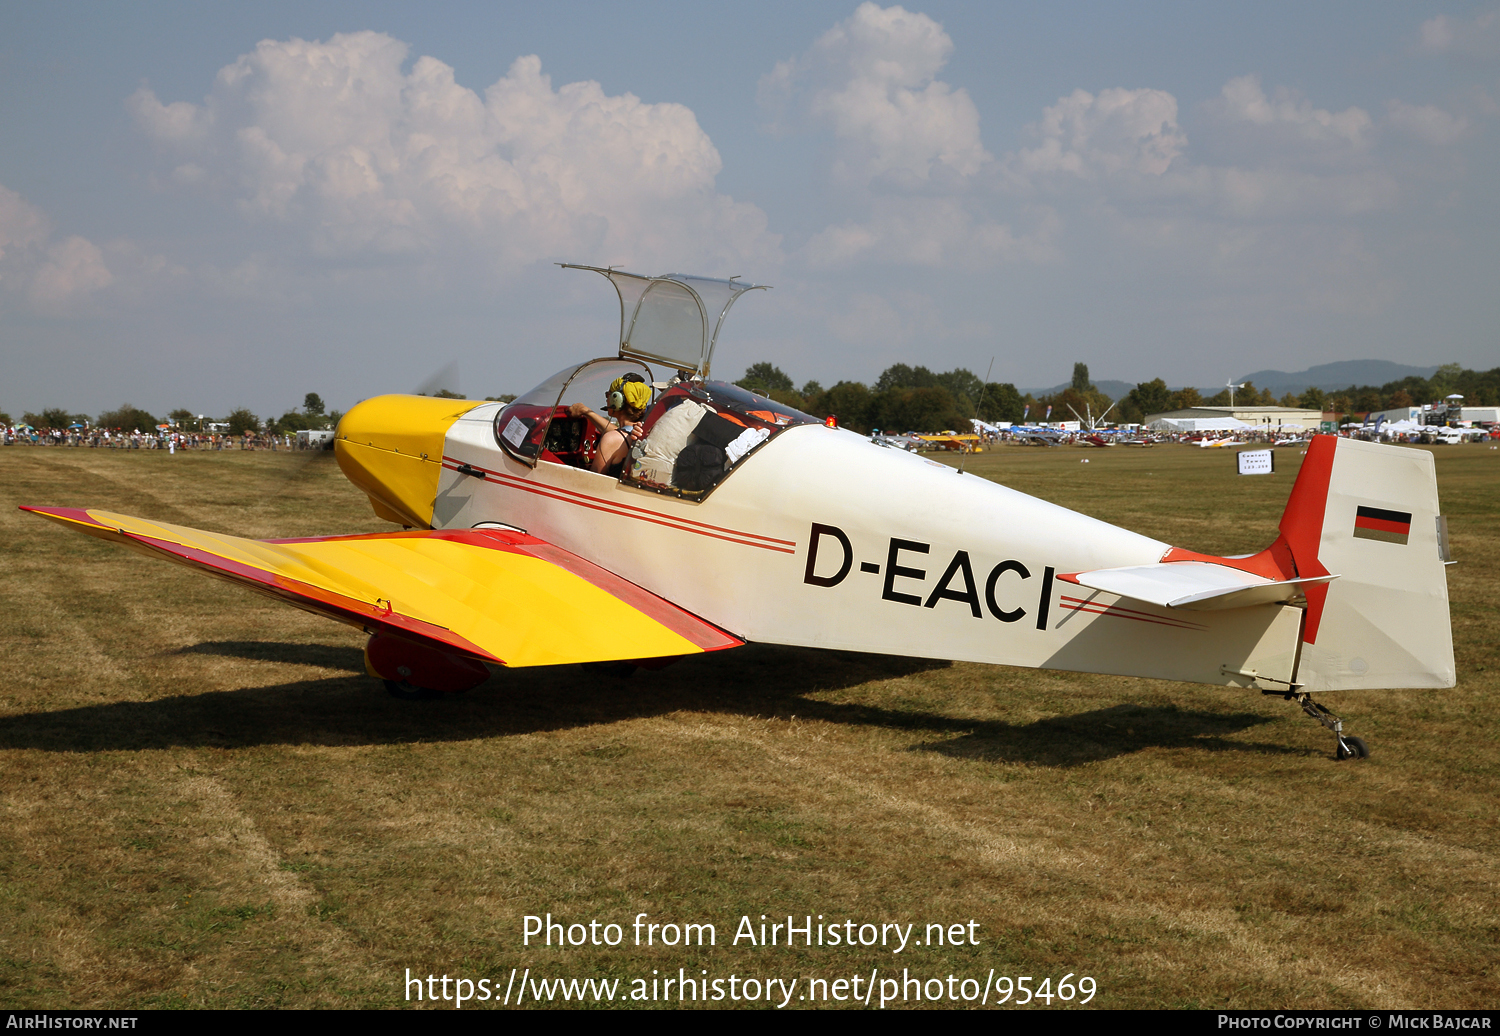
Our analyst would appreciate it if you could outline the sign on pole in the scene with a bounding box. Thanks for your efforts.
[1237,449,1274,476]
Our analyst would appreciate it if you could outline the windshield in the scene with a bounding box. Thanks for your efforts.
[692,380,817,426]
[553,358,655,411]
[495,358,654,465]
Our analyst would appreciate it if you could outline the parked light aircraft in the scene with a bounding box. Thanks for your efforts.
[1013,427,1065,447]
[914,432,982,452]
[23,266,1456,759]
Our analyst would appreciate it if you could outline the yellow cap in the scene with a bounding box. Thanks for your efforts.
[611,377,652,412]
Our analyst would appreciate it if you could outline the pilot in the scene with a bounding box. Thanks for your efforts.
[569,374,651,476]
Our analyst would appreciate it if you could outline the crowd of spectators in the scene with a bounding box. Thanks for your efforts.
[3,425,327,451]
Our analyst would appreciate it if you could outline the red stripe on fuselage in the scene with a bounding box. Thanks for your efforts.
[1058,595,1208,631]
[442,458,798,554]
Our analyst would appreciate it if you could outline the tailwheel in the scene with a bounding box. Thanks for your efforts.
[1336,735,1370,761]
[1264,688,1369,761]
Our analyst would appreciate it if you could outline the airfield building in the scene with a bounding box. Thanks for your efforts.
[1143,405,1323,434]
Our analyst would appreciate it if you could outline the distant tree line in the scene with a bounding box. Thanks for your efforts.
[734,361,1026,434]
[731,360,1500,433]
[1116,363,1498,422]
[9,363,1495,438]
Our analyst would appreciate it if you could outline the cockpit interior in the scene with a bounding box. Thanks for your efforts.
[494,358,818,499]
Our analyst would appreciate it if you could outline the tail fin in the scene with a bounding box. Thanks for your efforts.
[1279,436,1454,691]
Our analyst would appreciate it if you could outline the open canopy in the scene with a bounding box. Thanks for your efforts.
[560,264,768,378]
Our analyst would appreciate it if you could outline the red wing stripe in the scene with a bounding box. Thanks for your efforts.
[47,512,740,661]
[446,459,797,554]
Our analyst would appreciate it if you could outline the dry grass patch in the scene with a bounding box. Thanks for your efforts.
[1,442,1496,1009]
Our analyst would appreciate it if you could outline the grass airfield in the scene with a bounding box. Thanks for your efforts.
[1,441,1495,1010]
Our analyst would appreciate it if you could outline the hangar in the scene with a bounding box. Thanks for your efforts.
[1143,405,1323,434]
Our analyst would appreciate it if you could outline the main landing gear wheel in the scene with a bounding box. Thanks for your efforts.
[580,661,638,680]
[1264,688,1370,761]
[383,679,449,701]
[365,633,489,700]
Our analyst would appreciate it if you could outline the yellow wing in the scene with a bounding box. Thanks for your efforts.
[21,506,741,668]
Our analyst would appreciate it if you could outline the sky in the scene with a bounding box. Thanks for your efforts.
[2,1,1497,418]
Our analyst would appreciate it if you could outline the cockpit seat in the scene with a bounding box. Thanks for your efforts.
[641,399,708,464]
[629,398,707,485]
[628,396,776,490]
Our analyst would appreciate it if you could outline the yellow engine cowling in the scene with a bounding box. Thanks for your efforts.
[335,394,481,528]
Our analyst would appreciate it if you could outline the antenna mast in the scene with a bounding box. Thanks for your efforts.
[958,357,995,475]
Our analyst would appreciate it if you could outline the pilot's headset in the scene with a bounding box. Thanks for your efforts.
[607,373,650,414]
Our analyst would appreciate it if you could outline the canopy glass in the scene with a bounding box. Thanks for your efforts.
[559,264,768,379]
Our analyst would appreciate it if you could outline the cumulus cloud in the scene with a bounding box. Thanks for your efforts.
[0,185,51,262]
[1201,75,1372,157]
[997,72,1435,264]
[802,198,1058,267]
[768,7,1412,271]
[128,32,777,272]
[1386,100,1468,144]
[1184,165,1397,219]
[760,2,988,189]
[0,184,130,312]
[1015,87,1186,179]
[29,237,115,308]
[759,4,1042,267]
[1419,10,1500,58]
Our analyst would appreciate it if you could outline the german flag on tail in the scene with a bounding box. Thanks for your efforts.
[1353,505,1412,545]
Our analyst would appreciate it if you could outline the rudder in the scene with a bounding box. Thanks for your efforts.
[1278,436,1454,691]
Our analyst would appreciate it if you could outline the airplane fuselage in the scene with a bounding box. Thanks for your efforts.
[431,402,1304,688]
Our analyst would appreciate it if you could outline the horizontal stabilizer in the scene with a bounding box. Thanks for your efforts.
[21,506,742,668]
[1060,561,1338,612]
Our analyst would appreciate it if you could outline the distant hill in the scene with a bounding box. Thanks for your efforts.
[1231,360,1440,395]
[1020,379,1136,402]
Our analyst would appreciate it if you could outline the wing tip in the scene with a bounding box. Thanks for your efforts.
[20,505,108,529]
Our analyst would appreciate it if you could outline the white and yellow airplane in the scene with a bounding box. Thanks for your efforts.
[23,266,1455,759]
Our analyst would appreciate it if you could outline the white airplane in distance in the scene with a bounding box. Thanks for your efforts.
[1013,426,1065,446]
[23,265,1457,761]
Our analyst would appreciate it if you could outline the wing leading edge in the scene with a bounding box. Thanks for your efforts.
[21,506,742,667]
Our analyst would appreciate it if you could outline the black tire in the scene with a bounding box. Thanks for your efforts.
[1337,735,1370,760]
[384,679,446,701]
[580,661,638,680]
